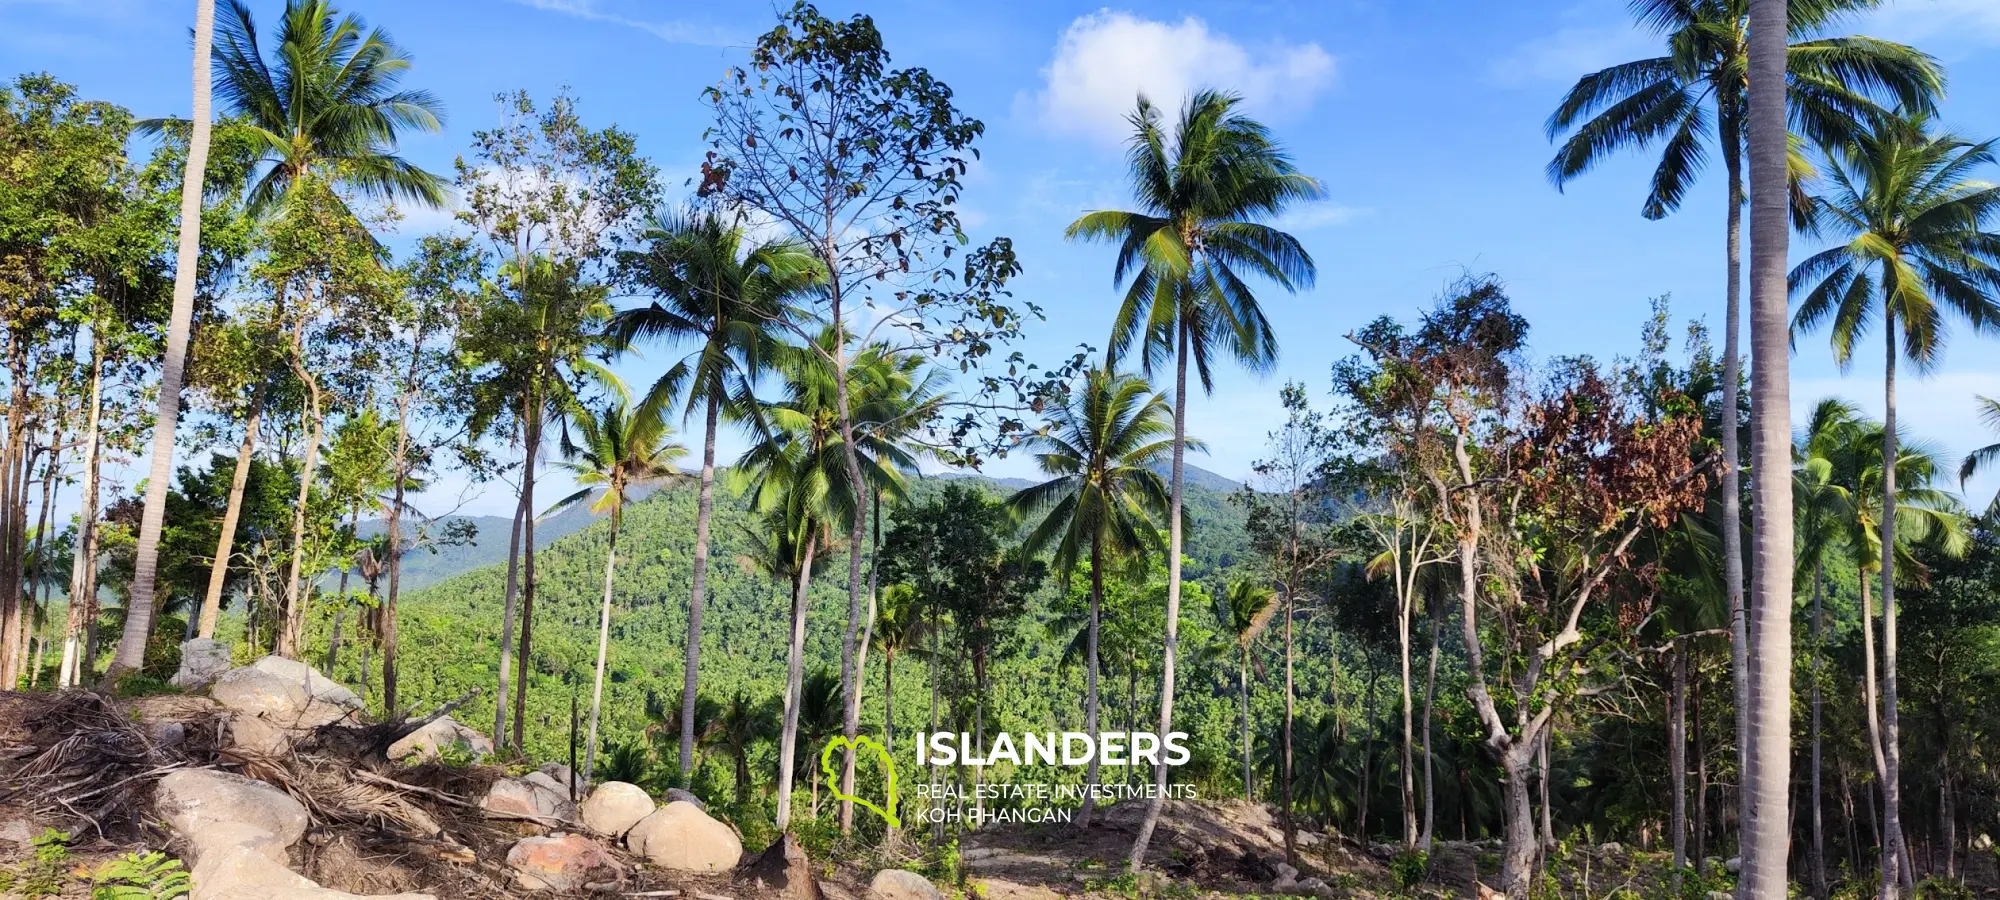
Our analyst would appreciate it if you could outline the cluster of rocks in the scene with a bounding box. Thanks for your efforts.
[155,768,434,900]
[158,653,949,900]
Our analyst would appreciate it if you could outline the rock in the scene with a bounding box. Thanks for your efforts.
[1725,857,1742,874]
[156,769,309,851]
[229,715,294,755]
[0,819,33,845]
[737,832,821,900]
[1297,876,1333,898]
[148,721,188,749]
[173,638,234,690]
[506,833,623,892]
[665,787,707,811]
[626,801,743,873]
[973,879,1062,900]
[386,716,492,764]
[1297,830,1323,848]
[580,782,654,838]
[482,774,577,821]
[1974,834,1994,852]
[211,656,362,733]
[870,869,944,900]
[1597,842,1623,855]
[1272,862,1300,883]
[540,762,587,797]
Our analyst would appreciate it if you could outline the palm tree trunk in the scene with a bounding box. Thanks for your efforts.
[1420,610,1441,851]
[1813,561,1828,898]
[1879,316,1912,899]
[1719,111,1753,840]
[776,531,818,831]
[59,331,104,689]
[1128,318,1190,873]
[1282,576,1297,861]
[1240,648,1253,802]
[103,0,214,685]
[1078,532,1106,828]
[583,504,621,783]
[514,453,539,750]
[197,376,269,638]
[1861,576,1894,893]
[1742,2,1798,894]
[680,391,720,775]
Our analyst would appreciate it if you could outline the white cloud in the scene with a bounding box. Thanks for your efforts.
[508,0,736,47]
[1490,22,1659,88]
[1030,10,1336,146]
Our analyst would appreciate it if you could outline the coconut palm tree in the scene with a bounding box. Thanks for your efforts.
[1005,367,1175,826]
[1790,113,2000,895]
[1215,580,1278,802]
[1066,90,1320,870]
[1546,2,1941,821]
[737,332,943,830]
[797,669,844,817]
[871,583,928,762]
[1957,397,2000,514]
[545,398,689,783]
[697,689,779,804]
[1740,0,1796,892]
[1795,397,1861,896]
[102,0,216,685]
[616,209,822,776]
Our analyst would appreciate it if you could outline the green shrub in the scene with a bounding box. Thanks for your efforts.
[1390,849,1430,892]
[90,851,191,900]
[0,829,73,899]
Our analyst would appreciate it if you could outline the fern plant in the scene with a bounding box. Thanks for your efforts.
[90,851,191,900]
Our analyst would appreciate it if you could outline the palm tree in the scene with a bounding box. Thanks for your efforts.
[1546,1,1941,826]
[797,670,844,817]
[1005,367,1175,826]
[1215,580,1278,802]
[178,0,447,646]
[1963,396,2000,513]
[1797,399,1969,895]
[737,332,941,830]
[697,690,779,804]
[102,0,216,685]
[1066,90,1320,871]
[1740,0,1796,892]
[617,209,822,776]
[1790,113,2000,896]
[546,399,689,783]
[871,583,928,762]
[1796,398,1860,897]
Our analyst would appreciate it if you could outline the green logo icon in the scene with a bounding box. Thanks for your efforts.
[821,735,900,828]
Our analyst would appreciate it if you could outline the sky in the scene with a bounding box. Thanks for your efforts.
[5,0,2000,518]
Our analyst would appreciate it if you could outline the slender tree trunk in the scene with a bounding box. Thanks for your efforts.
[276,345,325,660]
[1499,747,1538,899]
[1538,725,1555,852]
[0,352,25,686]
[326,503,358,674]
[495,483,528,745]
[382,387,414,715]
[1361,662,1378,840]
[680,392,720,775]
[1672,644,1690,876]
[514,456,538,750]
[1400,598,1418,848]
[1128,319,1190,873]
[583,502,622,783]
[1281,586,1296,861]
[1742,3,1798,894]
[1861,576,1895,894]
[19,439,58,685]
[197,377,269,638]
[1420,610,1441,851]
[1813,562,1829,898]
[775,531,818,831]
[825,289,869,836]
[105,0,214,683]
[1695,671,1710,865]
[1879,317,1912,899]
[1078,532,1107,828]
[59,337,104,688]
[1240,648,1253,801]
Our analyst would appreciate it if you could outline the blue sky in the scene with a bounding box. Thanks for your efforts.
[7,0,2000,516]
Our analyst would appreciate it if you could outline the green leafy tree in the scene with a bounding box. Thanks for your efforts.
[616,209,823,775]
[546,399,688,782]
[1005,367,1174,826]
[1790,113,2000,895]
[1065,88,1321,871]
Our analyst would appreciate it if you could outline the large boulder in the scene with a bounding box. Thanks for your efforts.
[540,762,586,798]
[664,787,707,811]
[386,716,492,764]
[579,782,653,838]
[738,833,820,900]
[155,769,309,851]
[870,869,945,900]
[482,773,577,821]
[210,656,363,729]
[625,800,742,872]
[172,638,233,690]
[506,833,623,892]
